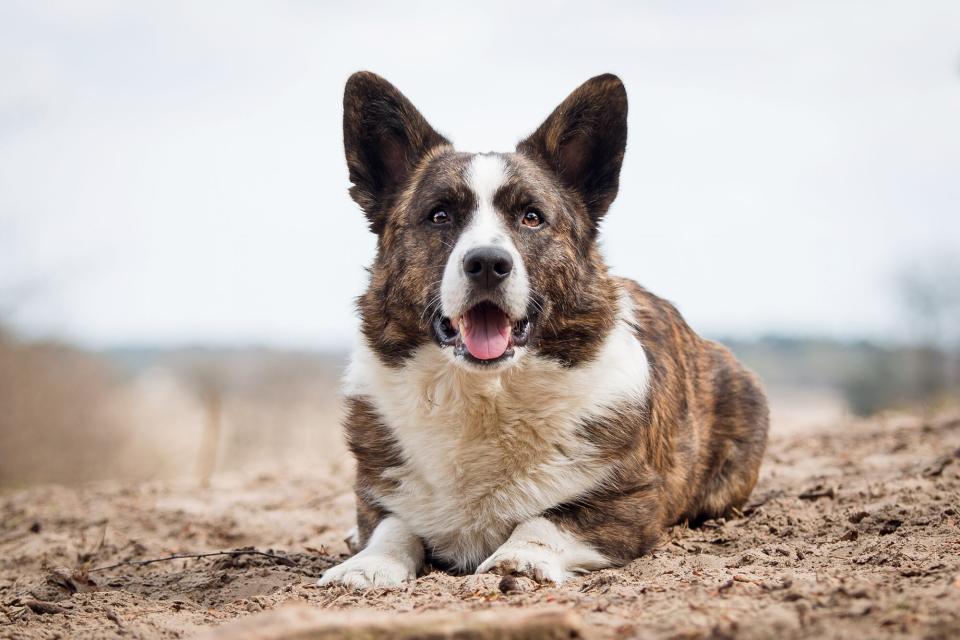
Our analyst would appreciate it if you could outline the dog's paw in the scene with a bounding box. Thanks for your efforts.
[318,552,415,590]
[476,540,568,584]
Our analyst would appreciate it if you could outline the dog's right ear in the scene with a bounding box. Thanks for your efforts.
[343,72,450,233]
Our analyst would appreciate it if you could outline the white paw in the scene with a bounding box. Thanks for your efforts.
[318,552,415,589]
[476,540,569,584]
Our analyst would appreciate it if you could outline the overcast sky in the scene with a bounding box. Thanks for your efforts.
[1,1,958,349]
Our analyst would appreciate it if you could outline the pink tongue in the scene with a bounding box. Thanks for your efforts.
[462,304,511,360]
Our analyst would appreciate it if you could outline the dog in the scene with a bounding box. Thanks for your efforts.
[319,72,769,589]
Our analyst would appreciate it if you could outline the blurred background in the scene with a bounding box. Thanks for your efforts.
[1,1,958,488]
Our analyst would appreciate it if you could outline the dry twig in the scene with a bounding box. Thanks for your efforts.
[90,548,296,573]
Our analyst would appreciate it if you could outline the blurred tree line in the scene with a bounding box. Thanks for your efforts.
[728,253,960,417]
[844,254,960,415]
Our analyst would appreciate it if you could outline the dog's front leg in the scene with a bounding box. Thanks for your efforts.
[318,516,423,589]
[476,517,612,584]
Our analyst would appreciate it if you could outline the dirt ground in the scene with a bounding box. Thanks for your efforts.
[2,411,959,639]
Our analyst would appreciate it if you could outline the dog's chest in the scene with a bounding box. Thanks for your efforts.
[344,313,649,570]
[382,375,609,569]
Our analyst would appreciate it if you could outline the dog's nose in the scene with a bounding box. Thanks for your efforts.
[463,246,513,289]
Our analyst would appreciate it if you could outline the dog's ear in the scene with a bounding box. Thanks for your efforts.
[517,74,627,228]
[343,72,450,233]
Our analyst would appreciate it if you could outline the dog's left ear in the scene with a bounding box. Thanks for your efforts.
[517,74,627,227]
[343,71,450,233]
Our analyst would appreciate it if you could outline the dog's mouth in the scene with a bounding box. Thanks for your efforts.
[432,301,532,365]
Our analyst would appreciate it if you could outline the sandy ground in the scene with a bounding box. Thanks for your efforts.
[2,411,959,639]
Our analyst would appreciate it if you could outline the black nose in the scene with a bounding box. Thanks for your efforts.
[463,246,513,289]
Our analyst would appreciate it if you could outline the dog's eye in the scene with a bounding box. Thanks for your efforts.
[522,210,543,228]
[430,210,451,225]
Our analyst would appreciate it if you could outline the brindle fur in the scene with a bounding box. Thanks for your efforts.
[340,71,768,569]
[548,279,768,564]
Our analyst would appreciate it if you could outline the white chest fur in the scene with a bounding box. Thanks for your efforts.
[343,298,650,571]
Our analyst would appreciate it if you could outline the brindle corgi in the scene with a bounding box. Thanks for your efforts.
[319,72,769,588]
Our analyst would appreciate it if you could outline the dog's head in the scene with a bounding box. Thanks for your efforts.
[345,72,627,371]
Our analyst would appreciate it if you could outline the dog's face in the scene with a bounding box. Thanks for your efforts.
[344,72,627,370]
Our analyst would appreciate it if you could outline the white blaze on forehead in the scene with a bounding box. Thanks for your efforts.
[440,154,529,322]
[460,154,510,247]
[469,154,509,239]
